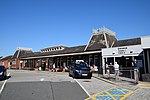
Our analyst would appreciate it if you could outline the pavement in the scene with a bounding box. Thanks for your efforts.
[85,73,150,100]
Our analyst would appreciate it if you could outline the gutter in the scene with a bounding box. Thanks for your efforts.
[21,50,101,59]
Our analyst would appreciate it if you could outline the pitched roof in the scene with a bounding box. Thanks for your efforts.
[20,45,86,58]
[85,34,106,51]
[1,55,13,60]
[113,37,141,47]
[13,49,33,58]
[85,28,117,51]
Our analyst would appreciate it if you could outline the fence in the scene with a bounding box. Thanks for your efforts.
[119,68,139,84]
[102,67,139,84]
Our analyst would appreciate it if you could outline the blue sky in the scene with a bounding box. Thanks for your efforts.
[0,0,150,56]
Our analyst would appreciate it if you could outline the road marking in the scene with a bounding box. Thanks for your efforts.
[138,83,150,87]
[85,87,133,100]
[74,79,90,97]
[40,78,44,81]
[0,73,10,94]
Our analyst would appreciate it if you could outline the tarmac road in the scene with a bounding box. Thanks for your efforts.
[0,70,88,100]
[0,81,88,100]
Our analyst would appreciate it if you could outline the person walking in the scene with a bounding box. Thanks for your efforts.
[105,62,110,79]
[114,62,119,81]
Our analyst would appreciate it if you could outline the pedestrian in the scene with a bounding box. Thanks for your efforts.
[114,62,119,81]
[52,63,56,72]
[49,65,53,71]
[105,62,110,79]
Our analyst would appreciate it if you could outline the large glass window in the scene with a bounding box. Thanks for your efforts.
[49,58,53,66]
[89,55,93,66]
[71,57,74,63]
[67,57,70,67]
[57,58,60,68]
[60,57,63,68]
[94,55,99,67]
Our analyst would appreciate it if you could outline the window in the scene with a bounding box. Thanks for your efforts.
[71,57,74,63]
[89,55,93,66]
[67,57,71,67]
[94,55,99,67]
[12,60,16,64]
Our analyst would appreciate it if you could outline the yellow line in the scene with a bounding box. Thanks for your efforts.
[85,86,134,100]
[84,97,90,100]
[114,87,133,100]
[84,87,116,100]
[104,91,116,100]
[85,95,96,100]
[115,88,124,94]
[138,83,150,87]
[120,91,133,100]
[91,96,96,100]
[115,87,129,95]
[88,86,116,97]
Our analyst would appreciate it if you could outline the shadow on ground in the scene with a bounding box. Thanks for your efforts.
[0,76,11,81]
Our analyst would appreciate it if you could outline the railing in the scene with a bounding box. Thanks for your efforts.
[119,68,139,84]
[103,67,139,84]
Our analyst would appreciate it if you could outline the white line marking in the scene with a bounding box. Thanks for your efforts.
[0,73,10,94]
[74,79,90,97]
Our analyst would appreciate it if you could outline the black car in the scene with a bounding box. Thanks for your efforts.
[0,65,7,79]
[69,62,92,79]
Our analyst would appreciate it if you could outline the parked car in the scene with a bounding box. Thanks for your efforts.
[0,65,7,79]
[69,61,92,79]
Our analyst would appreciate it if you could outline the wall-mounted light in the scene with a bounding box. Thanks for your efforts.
[112,51,115,55]
[130,50,133,53]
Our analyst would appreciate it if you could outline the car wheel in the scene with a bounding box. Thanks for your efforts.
[73,73,76,79]
[88,77,91,79]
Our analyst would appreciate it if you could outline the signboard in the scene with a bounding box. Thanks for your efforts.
[118,47,127,54]
[102,45,142,57]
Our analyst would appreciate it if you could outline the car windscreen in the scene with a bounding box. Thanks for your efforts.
[75,62,89,68]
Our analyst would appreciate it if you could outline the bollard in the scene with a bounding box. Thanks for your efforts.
[134,68,139,84]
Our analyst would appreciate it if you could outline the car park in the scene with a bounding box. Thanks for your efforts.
[69,61,92,79]
[0,65,7,79]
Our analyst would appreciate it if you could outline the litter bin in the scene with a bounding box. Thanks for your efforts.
[42,62,46,71]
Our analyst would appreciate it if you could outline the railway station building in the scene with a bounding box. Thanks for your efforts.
[0,27,150,81]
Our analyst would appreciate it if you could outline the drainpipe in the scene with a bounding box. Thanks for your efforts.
[143,50,146,74]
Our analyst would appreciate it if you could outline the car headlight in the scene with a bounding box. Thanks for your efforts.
[75,70,80,73]
[0,72,3,75]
